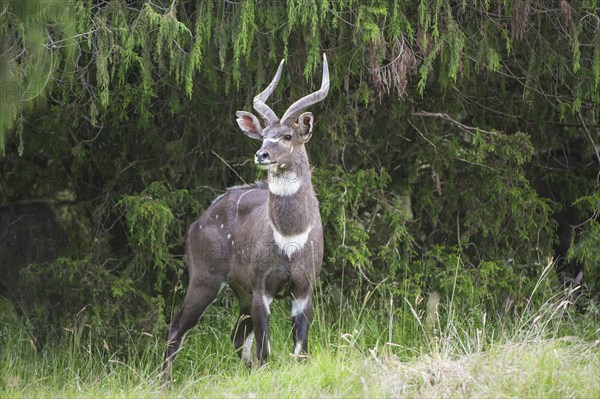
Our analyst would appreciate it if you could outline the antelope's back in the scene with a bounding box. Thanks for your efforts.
[185,182,270,279]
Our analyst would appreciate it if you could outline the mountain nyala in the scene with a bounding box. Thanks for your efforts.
[162,54,329,384]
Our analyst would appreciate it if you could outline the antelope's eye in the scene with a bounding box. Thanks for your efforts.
[284,134,292,141]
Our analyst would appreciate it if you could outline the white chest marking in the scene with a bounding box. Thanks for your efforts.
[268,171,302,196]
[272,224,313,258]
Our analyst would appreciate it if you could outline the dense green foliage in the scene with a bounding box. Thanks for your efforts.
[1,0,599,344]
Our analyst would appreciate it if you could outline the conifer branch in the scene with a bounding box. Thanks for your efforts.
[412,111,497,136]
[577,111,600,168]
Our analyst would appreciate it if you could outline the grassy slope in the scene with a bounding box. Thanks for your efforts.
[1,286,599,398]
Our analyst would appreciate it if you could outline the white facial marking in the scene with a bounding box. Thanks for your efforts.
[268,171,302,196]
[262,294,273,315]
[290,145,294,154]
[294,341,303,356]
[272,224,313,258]
[291,296,309,317]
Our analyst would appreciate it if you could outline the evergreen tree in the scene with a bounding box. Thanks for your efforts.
[1,0,598,341]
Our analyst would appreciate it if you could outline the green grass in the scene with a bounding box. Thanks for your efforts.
[1,274,599,398]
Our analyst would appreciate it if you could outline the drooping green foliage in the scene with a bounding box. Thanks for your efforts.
[1,0,598,342]
[0,0,77,154]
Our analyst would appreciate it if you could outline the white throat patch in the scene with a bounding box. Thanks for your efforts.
[272,224,313,258]
[268,170,302,196]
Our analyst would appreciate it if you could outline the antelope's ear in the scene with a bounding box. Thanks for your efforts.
[297,112,314,143]
[236,111,263,140]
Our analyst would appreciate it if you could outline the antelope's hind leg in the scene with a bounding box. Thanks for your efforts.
[162,277,224,384]
[252,291,272,365]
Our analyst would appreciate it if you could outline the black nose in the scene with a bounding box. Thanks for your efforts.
[256,150,269,161]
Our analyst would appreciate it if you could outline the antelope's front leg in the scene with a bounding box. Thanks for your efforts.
[252,292,272,365]
[291,294,312,359]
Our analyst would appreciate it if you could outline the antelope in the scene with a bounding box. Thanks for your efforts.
[162,54,329,383]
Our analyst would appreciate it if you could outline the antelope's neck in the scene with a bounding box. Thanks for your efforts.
[268,155,316,236]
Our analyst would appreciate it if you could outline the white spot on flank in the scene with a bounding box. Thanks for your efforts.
[198,225,202,230]
[216,214,219,219]
[291,296,309,317]
[220,224,224,229]
[241,332,255,364]
[272,224,313,258]
[294,341,303,356]
[268,170,302,196]
[227,234,231,239]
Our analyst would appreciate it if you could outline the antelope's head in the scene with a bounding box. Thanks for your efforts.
[236,54,329,174]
